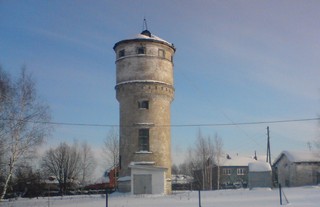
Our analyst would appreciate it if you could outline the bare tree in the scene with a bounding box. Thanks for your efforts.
[213,134,224,190]
[13,165,43,198]
[79,141,96,187]
[186,130,214,190]
[171,164,179,175]
[178,162,192,176]
[182,130,224,190]
[0,68,51,201]
[42,142,81,195]
[0,68,11,185]
[103,127,119,168]
[315,139,320,151]
[103,128,119,189]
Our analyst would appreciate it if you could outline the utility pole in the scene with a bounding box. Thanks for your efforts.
[266,126,271,165]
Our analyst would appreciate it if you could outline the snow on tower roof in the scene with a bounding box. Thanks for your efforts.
[113,30,176,51]
[133,30,172,45]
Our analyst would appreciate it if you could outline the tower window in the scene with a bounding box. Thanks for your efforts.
[138,129,149,151]
[118,49,125,58]
[138,100,149,109]
[158,49,165,58]
[137,46,146,54]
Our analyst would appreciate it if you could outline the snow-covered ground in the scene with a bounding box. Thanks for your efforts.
[1,186,319,207]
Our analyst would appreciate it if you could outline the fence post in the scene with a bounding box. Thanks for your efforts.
[106,189,109,207]
[198,190,201,207]
[279,184,282,205]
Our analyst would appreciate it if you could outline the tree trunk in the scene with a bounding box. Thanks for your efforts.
[0,158,14,201]
[1,173,12,201]
[217,165,220,190]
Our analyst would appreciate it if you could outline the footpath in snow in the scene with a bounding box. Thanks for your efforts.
[1,186,319,207]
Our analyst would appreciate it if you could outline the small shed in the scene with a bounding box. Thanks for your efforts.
[248,161,272,189]
[129,164,168,195]
[273,150,320,187]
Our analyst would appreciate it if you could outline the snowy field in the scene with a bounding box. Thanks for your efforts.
[1,186,319,207]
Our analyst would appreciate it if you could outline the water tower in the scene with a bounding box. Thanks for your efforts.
[113,28,176,194]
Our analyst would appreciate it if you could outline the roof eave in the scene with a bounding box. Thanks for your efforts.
[113,38,176,52]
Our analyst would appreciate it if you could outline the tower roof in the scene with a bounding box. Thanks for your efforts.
[141,29,151,37]
[113,30,175,51]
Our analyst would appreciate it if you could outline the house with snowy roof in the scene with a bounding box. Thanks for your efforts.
[219,155,256,189]
[193,154,271,190]
[273,151,320,187]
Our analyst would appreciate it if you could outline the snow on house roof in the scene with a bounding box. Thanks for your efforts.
[248,161,272,172]
[274,150,320,164]
[221,156,258,167]
[94,176,109,184]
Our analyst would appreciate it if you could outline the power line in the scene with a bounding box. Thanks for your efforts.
[170,117,320,127]
[175,68,270,154]
[1,117,319,128]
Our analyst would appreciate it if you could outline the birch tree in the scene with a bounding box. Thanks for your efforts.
[0,68,10,197]
[0,68,51,201]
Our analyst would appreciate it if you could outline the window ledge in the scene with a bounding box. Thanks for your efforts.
[135,151,153,154]
[134,123,154,127]
[131,161,155,165]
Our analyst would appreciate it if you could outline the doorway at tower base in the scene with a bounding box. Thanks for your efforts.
[118,165,171,194]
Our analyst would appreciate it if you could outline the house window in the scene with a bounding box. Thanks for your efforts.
[118,49,125,58]
[138,100,149,109]
[138,129,149,151]
[137,46,146,54]
[158,49,165,58]
[223,168,231,175]
[237,168,246,175]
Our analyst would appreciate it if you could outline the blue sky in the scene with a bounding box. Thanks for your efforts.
[1,0,320,172]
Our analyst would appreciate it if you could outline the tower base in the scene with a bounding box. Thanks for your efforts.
[118,165,171,194]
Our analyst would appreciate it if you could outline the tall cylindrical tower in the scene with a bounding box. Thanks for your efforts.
[113,30,175,194]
